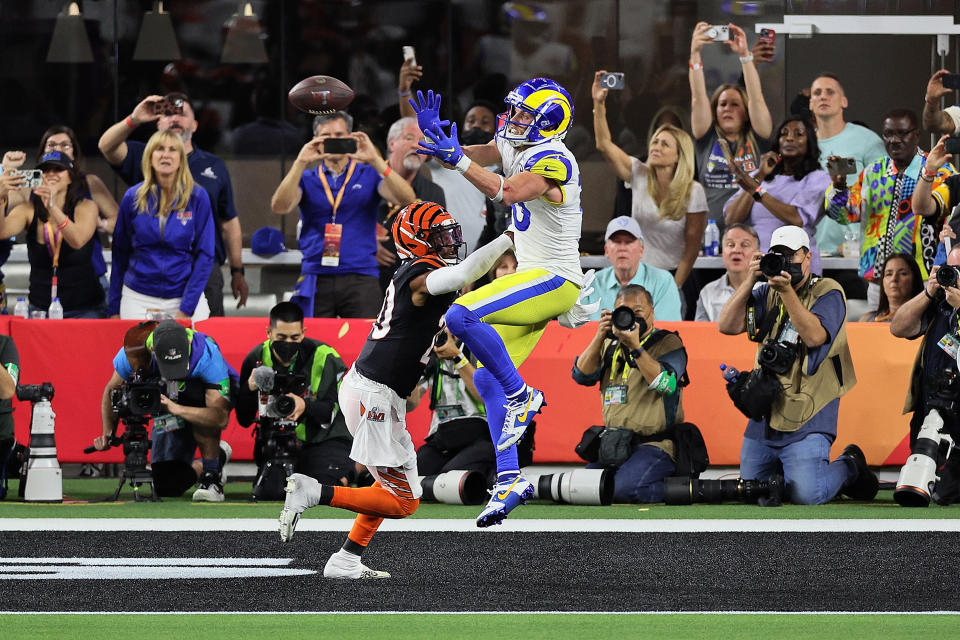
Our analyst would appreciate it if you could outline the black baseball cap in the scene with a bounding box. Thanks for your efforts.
[152,319,190,380]
[38,151,74,172]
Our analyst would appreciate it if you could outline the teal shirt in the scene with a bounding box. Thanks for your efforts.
[583,263,682,321]
[814,123,887,255]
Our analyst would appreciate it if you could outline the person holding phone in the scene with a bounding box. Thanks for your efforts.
[269,111,416,318]
[825,109,954,310]
[922,69,960,136]
[723,117,830,273]
[912,134,960,240]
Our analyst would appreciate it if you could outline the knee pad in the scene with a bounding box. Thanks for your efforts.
[444,303,476,338]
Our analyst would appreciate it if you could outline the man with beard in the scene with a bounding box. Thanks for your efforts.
[824,108,955,310]
[98,92,249,316]
[376,117,446,290]
[270,112,416,318]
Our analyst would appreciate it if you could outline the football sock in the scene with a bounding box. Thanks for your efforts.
[342,535,370,557]
[201,458,219,477]
[331,482,420,519]
[473,368,520,473]
[318,484,334,505]
[444,303,524,397]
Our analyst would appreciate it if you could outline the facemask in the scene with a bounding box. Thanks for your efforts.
[271,340,300,363]
[786,262,804,286]
[460,128,494,146]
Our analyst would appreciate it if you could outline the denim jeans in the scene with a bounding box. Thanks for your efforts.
[740,432,854,505]
[588,443,675,503]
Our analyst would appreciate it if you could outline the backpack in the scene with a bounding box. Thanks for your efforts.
[668,422,709,479]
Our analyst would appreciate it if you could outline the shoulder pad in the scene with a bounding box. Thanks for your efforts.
[522,149,573,184]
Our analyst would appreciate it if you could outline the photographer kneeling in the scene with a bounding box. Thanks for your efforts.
[889,246,960,504]
[718,226,877,504]
[236,302,354,496]
[571,284,688,503]
[93,320,234,501]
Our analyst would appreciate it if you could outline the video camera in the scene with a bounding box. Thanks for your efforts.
[251,368,307,500]
[111,377,165,419]
[254,368,306,420]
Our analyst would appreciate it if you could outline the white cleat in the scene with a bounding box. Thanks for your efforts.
[323,551,391,579]
[278,473,320,542]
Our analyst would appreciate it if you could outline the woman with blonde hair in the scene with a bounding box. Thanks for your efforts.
[593,72,707,316]
[689,22,773,223]
[107,130,215,320]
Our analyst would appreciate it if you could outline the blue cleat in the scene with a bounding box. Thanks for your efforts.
[498,385,545,452]
[476,474,534,527]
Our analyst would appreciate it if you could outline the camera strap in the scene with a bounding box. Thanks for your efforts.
[746,295,782,343]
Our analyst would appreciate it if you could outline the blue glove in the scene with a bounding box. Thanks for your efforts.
[418,123,464,167]
[409,89,450,135]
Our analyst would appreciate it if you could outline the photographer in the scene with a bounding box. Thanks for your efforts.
[889,246,960,504]
[93,320,234,501]
[717,226,877,504]
[0,333,19,498]
[571,284,687,503]
[236,302,354,488]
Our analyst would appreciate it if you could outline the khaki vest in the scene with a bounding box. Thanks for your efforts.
[757,277,857,432]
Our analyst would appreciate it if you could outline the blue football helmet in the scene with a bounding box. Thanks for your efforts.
[498,77,574,147]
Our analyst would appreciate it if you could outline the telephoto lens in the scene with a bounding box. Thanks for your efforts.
[895,409,948,507]
[273,395,296,417]
[936,265,960,289]
[434,330,449,348]
[419,470,488,505]
[529,469,615,505]
[663,474,784,505]
[759,253,788,279]
[610,306,636,332]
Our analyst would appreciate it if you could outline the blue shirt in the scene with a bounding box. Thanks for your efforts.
[744,283,846,446]
[115,142,237,265]
[582,263,682,321]
[108,184,215,316]
[298,161,383,276]
[113,331,231,394]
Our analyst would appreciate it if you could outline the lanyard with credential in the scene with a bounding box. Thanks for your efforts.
[317,159,357,224]
[43,221,64,301]
[609,332,654,382]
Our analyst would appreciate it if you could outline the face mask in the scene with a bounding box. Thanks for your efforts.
[786,262,804,286]
[271,340,300,363]
[461,128,493,146]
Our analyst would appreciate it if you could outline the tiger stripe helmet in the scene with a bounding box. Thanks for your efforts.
[498,77,574,147]
[392,201,465,265]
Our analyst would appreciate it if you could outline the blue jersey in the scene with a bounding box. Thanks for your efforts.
[116,142,237,265]
[298,161,383,276]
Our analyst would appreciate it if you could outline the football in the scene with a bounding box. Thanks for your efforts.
[287,75,355,115]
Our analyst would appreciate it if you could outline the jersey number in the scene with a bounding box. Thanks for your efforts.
[370,281,396,340]
[511,201,532,231]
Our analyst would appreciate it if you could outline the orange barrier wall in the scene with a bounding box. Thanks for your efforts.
[9,319,916,466]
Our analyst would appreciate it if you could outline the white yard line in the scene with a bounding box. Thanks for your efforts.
[1,518,960,532]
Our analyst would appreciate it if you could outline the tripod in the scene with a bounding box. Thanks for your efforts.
[85,419,159,502]
[251,420,300,501]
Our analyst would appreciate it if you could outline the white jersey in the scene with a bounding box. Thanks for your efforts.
[496,137,584,286]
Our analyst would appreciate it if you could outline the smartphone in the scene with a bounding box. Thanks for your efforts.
[9,169,43,188]
[760,28,776,45]
[945,137,960,154]
[943,73,960,90]
[402,45,417,66]
[826,157,858,176]
[600,72,624,90]
[707,25,730,42]
[152,97,184,117]
[323,138,357,155]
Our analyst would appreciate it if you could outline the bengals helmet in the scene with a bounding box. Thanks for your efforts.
[393,201,464,265]
[498,77,574,147]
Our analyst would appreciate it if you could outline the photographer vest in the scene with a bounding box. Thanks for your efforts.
[757,277,857,432]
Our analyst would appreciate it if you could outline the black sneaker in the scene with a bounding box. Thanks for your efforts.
[840,444,878,501]
[192,471,225,502]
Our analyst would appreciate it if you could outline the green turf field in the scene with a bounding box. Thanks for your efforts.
[2,613,955,639]
[0,478,957,519]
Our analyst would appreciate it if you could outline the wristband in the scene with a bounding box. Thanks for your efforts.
[752,185,765,201]
[923,167,937,179]
[739,54,754,63]
[397,90,411,97]
[455,356,470,370]
[125,115,136,129]
[380,166,393,179]
[688,61,703,71]
[454,155,472,174]
[920,172,935,183]
[56,218,70,231]
[491,174,505,203]
[230,266,245,276]
[925,288,936,301]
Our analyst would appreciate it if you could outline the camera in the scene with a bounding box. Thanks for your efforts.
[895,409,956,507]
[434,330,449,348]
[16,383,55,403]
[664,474,784,505]
[528,469,615,505]
[936,265,960,289]
[111,379,164,418]
[826,157,858,176]
[152,97,184,117]
[607,305,648,339]
[323,138,357,155]
[402,45,417,65]
[706,25,730,41]
[757,339,797,376]
[252,421,301,501]
[759,252,788,279]
[261,371,306,419]
[943,73,960,90]
[599,72,624,90]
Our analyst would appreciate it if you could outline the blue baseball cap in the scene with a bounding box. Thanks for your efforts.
[251,226,286,257]
[38,151,74,172]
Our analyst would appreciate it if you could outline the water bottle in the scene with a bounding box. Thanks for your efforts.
[720,363,741,383]
[703,219,720,256]
[13,297,28,319]
[48,297,63,320]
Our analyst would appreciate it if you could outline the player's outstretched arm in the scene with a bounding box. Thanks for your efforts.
[416,234,514,297]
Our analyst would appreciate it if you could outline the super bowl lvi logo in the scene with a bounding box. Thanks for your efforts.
[177,211,193,226]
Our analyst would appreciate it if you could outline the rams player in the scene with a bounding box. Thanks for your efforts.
[413,79,597,527]
[279,201,513,578]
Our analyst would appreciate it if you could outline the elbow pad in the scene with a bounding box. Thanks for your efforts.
[425,234,513,295]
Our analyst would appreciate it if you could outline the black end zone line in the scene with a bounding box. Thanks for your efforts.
[0,531,954,613]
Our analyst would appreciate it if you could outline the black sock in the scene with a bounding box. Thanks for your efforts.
[318,484,334,505]
[342,538,365,557]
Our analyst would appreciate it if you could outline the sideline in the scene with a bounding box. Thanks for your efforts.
[2,610,960,615]
[2,518,960,532]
